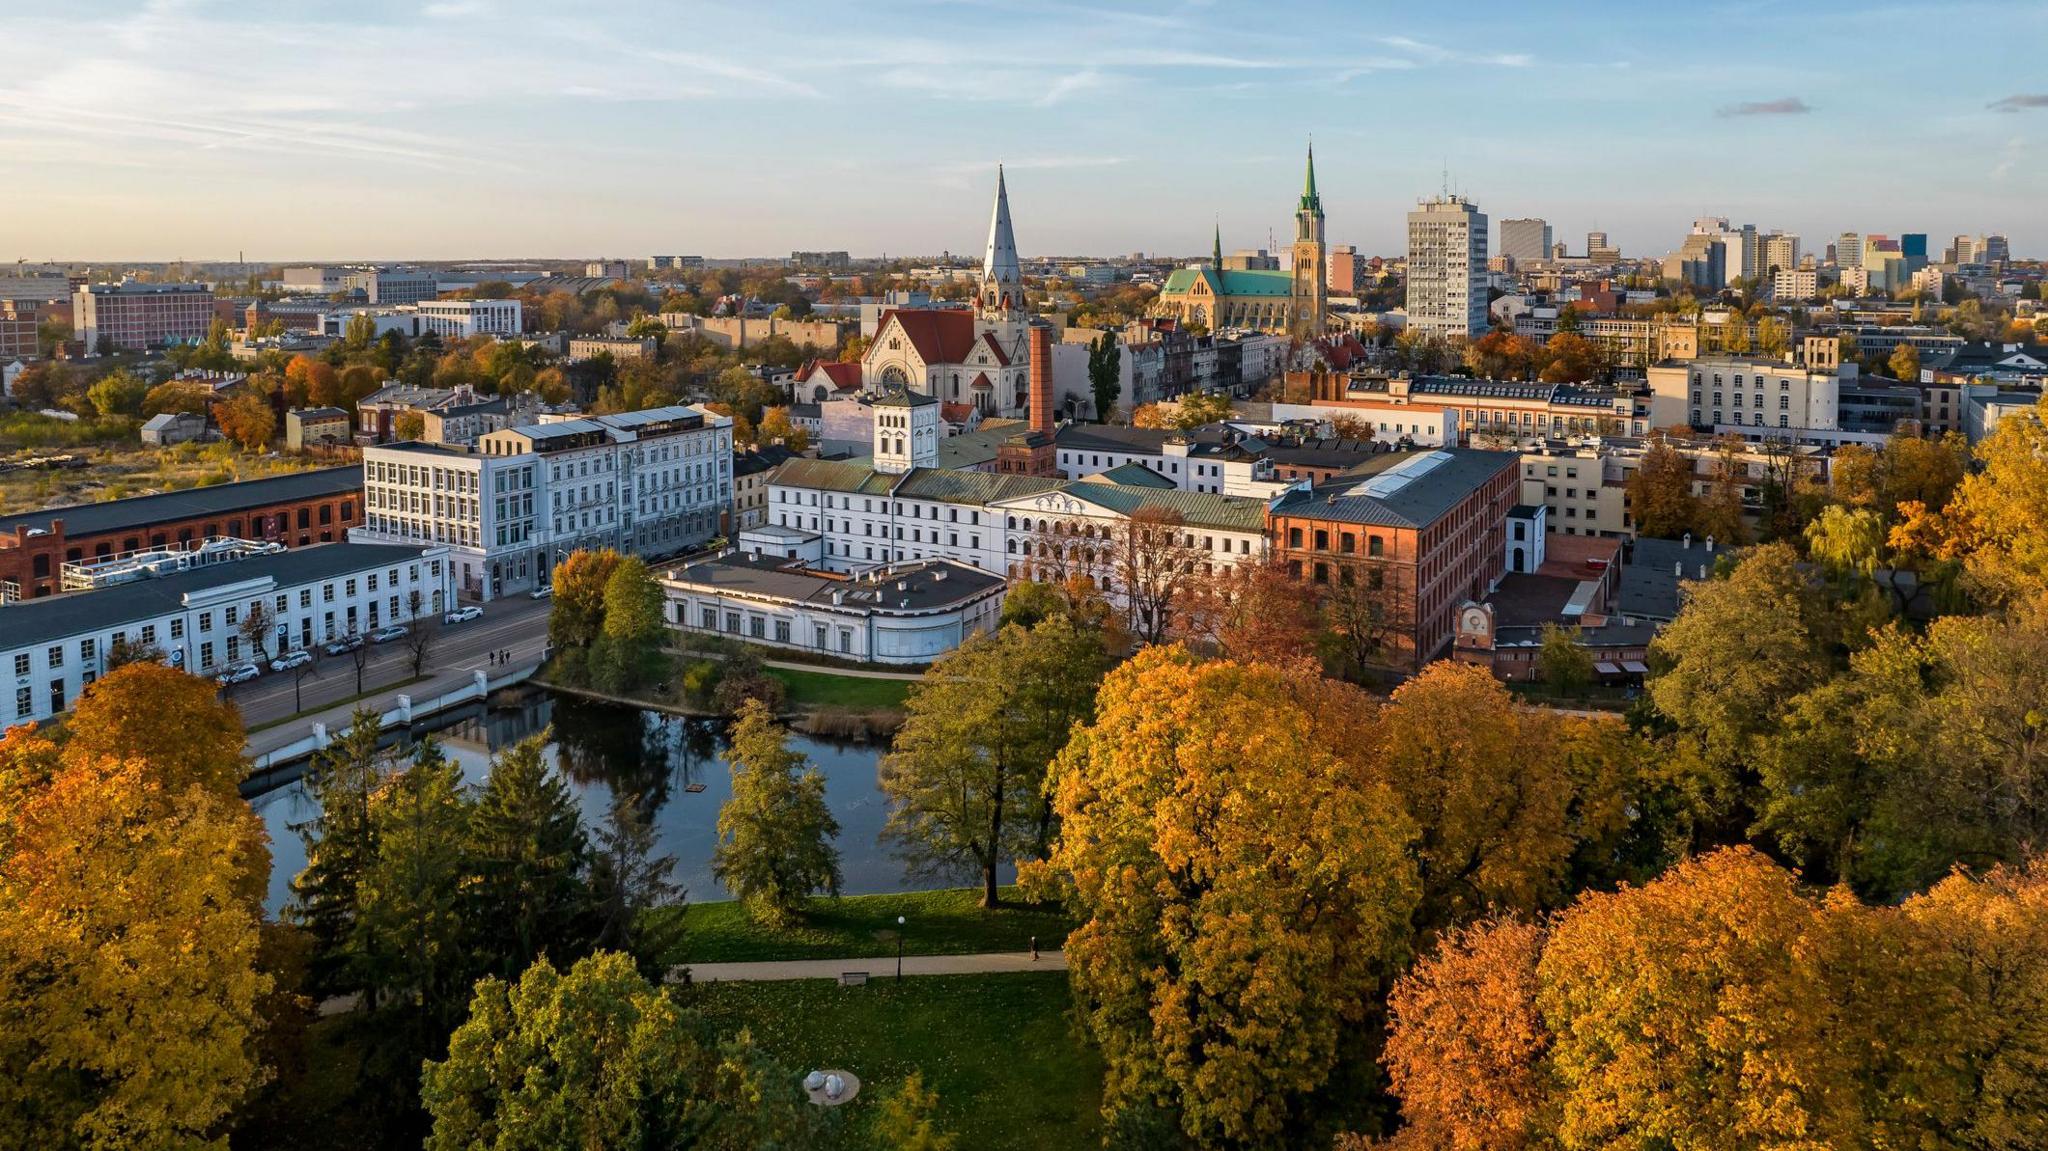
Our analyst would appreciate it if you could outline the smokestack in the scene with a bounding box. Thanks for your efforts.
[1029,324,1053,434]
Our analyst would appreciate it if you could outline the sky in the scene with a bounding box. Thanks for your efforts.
[1,0,2044,264]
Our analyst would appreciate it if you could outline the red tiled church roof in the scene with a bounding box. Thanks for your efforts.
[795,359,862,390]
[879,308,981,365]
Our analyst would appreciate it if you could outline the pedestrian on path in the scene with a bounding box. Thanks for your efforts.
[1031,936,1039,961]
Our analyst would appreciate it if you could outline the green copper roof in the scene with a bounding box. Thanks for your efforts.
[1161,267,1294,298]
[1300,144,1321,213]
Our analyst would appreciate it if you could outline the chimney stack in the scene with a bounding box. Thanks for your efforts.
[1029,324,1053,434]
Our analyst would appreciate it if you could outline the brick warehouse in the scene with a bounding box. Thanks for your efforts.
[0,467,363,600]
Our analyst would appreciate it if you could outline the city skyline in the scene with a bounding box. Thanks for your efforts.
[2,0,2045,262]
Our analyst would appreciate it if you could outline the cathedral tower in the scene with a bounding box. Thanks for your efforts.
[1290,143,1328,340]
[977,165,1023,320]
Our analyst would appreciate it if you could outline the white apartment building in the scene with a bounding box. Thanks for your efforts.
[414,298,522,339]
[1,542,448,726]
[1647,357,1842,440]
[1406,196,1489,337]
[354,405,732,600]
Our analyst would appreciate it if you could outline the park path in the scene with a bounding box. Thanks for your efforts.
[674,950,1065,983]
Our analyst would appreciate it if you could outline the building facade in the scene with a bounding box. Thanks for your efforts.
[1,542,447,726]
[1499,218,1553,265]
[1647,356,1842,438]
[413,299,522,339]
[0,468,364,601]
[354,405,733,600]
[1405,195,1489,337]
[73,281,215,355]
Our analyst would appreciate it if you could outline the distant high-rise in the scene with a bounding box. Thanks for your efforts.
[1762,233,1800,275]
[1837,232,1863,270]
[1500,218,1552,265]
[1984,234,2011,266]
[1586,230,1620,263]
[1406,194,1488,338]
[1900,233,1928,271]
[1585,230,1608,253]
[1327,244,1361,294]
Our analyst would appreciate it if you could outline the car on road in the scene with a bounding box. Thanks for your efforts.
[368,624,410,644]
[530,584,553,599]
[444,605,484,625]
[271,650,314,672]
[324,634,364,656]
[214,663,262,686]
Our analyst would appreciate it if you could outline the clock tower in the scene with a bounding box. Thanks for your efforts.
[1290,143,1328,340]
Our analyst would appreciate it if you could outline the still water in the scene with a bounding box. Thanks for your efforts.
[248,690,966,916]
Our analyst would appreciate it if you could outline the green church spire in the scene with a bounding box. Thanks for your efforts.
[1213,219,1223,268]
[1300,142,1321,213]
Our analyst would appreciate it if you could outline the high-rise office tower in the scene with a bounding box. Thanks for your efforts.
[1500,218,1552,264]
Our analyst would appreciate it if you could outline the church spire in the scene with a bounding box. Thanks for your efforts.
[1212,219,1223,268]
[979,164,1021,315]
[1300,142,1321,213]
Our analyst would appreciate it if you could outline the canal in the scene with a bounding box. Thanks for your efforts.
[248,690,970,916]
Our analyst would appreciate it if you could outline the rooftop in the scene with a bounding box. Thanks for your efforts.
[664,553,1002,614]
[1274,449,1516,529]
[0,542,433,652]
[0,467,361,540]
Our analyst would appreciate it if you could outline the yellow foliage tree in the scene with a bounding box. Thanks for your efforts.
[61,661,248,797]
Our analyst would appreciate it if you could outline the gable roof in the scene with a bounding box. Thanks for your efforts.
[1084,462,1177,488]
[1161,267,1295,299]
[795,360,863,390]
[1272,448,1516,530]
[878,308,980,365]
[978,332,1011,366]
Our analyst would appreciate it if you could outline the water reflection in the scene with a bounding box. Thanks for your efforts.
[250,690,982,916]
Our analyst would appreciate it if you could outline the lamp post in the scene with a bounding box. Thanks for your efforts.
[896,915,906,981]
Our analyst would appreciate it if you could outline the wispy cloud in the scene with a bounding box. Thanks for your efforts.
[1989,93,2048,112]
[1717,96,1812,117]
[1038,70,1110,107]
[1378,35,1533,68]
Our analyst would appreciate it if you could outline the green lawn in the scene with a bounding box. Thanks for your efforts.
[688,972,1100,1151]
[766,666,914,710]
[654,886,1077,965]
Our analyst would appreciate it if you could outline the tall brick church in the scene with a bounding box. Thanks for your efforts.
[1156,145,1328,339]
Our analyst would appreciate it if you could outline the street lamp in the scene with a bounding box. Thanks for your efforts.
[896,915,906,981]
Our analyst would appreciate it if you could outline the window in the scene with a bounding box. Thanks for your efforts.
[11,653,27,677]
[200,641,214,668]
[725,612,740,634]
[225,606,239,626]
[15,687,30,719]
[47,645,62,669]
[1369,535,1385,557]
[142,624,158,644]
[774,620,791,644]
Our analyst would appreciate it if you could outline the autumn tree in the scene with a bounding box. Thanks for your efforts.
[1943,394,2048,604]
[592,555,666,692]
[1535,623,1594,693]
[547,548,623,659]
[1887,341,1921,381]
[882,619,1105,906]
[0,747,274,1150]
[85,368,147,417]
[421,951,823,1151]
[1035,648,1420,1146]
[755,405,811,452]
[1110,506,1211,645]
[216,390,277,450]
[1184,556,1322,665]
[1695,436,1751,547]
[61,661,247,795]
[712,700,841,926]
[466,731,591,978]
[871,1071,957,1151]
[1623,437,1699,539]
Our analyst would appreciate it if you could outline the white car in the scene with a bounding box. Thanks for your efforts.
[271,650,314,672]
[368,624,410,644]
[444,605,484,625]
[529,584,553,600]
[214,663,262,686]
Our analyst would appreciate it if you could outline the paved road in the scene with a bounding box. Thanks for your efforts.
[675,950,1066,983]
[227,593,553,730]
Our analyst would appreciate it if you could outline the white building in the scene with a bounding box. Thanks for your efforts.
[413,298,522,339]
[659,551,1005,665]
[1406,195,1489,338]
[353,405,732,600]
[1,542,448,726]
[1499,218,1552,265]
[1646,356,1843,440]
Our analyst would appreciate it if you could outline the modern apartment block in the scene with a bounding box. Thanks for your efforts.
[73,281,215,354]
[1499,218,1552,265]
[353,405,733,600]
[1405,195,1488,337]
[1646,356,1844,440]
[344,268,440,305]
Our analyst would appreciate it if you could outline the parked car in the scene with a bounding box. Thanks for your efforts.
[368,624,409,644]
[444,605,484,625]
[271,649,314,672]
[529,584,553,600]
[214,663,261,686]
[324,634,364,656]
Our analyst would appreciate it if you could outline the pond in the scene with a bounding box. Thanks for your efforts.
[248,690,989,916]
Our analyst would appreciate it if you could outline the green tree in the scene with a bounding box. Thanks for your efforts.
[466,731,591,978]
[588,794,686,980]
[85,368,147,417]
[422,951,823,1151]
[882,620,1106,907]
[353,741,473,1034]
[593,555,666,692]
[1088,331,1122,422]
[547,548,623,664]
[287,707,389,997]
[1536,623,1595,693]
[712,701,841,927]
[871,1071,956,1151]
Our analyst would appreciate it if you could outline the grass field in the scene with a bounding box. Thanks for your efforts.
[765,665,914,710]
[688,972,1100,1151]
[654,886,1077,965]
